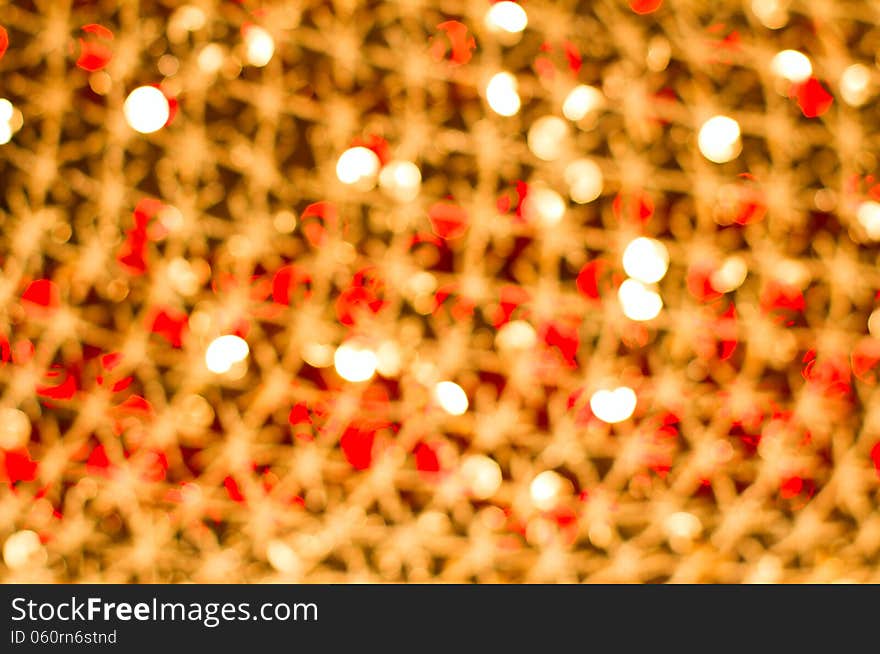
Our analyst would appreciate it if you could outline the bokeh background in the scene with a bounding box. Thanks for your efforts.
[2,0,880,583]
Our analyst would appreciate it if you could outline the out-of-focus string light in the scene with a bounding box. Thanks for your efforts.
[589,386,637,424]
[3,530,45,570]
[0,99,14,144]
[857,201,880,240]
[840,64,871,106]
[205,335,249,374]
[711,256,748,293]
[484,2,528,35]
[123,86,170,134]
[622,237,669,284]
[334,342,378,382]
[0,408,30,449]
[243,25,274,67]
[434,381,469,415]
[698,115,741,163]
[496,320,537,351]
[486,72,521,116]
[336,146,381,187]
[461,455,502,499]
[564,158,603,204]
[618,278,663,321]
[378,160,421,202]
[752,0,788,29]
[771,49,812,83]
[524,185,566,226]
[527,116,568,161]
[562,84,604,122]
[530,470,565,510]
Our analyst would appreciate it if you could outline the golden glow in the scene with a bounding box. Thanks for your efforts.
[562,84,604,121]
[525,185,566,225]
[530,470,564,510]
[3,530,44,570]
[334,342,378,382]
[461,455,502,499]
[486,72,521,116]
[336,146,381,186]
[698,115,741,163]
[205,335,249,374]
[711,256,748,293]
[527,115,568,161]
[840,64,871,107]
[771,50,812,83]
[434,381,469,415]
[485,2,528,34]
[622,237,669,284]
[564,158,603,204]
[857,201,880,239]
[589,386,637,424]
[0,408,30,450]
[123,86,170,134]
[267,540,301,574]
[496,320,537,350]
[618,278,663,321]
[378,160,421,202]
[752,0,788,29]
[244,26,275,67]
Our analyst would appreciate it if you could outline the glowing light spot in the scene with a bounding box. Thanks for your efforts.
[376,341,402,377]
[461,455,502,499]
[485,2,528,34]
[198,44,225,74]
[530,470,564,510]
[0,98,14,123]
[205,335,249,374]
[244,25,274,67]
[0,408,30,449]
[665,511,702,538]
[496,320,537,351]
[622,237,669,284]
[334,342,378,382]
[618,278,663,321]
[752,0,788,29]
[698,115,741,163]
[589,386,637,424]
[562,84,604,121]
[0,98,18,145]
[123,86,170,134]
[3,530,44,570]
[378,160,421,202]
[527,115,568,161]
[711,256,748,293]
[840,64,871,107]
[857,201,880,240]
[267,540,301,574]
[868,309,880,338]
[525,185,566,226]
[486,72,521,116]
[771,50,812,83]
[302,342,334,368]
[564,158,603,204]
[434,381,468,415]
[336,146,380,186]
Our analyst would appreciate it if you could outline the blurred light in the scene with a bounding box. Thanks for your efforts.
[486,72,521,116]
[752,0,788,28]
[198,44,225,74]
[589,386,637,423]
[0,408,30,449]
[273,210,297,233]
[868,308,880,338]
[527,115,568,161]
[622,237,669,284]
[496,320,537,350]
[3,530,44,570]
[562,84,604,121]
[840,64,871,107]
[267,540,301,574]
[461,455,502,499]
[376,341,402,377]
[698,115,741,163]
[771,50,812,83]
[618,278,663,321]
[857,201,880,240]
[434,381,468,415]
[564,158,603,204]
[334,343,378,382]
[205,335,249,374]
[336,146,380,186]
[302,342,334,368]
[378,160,421,202]
[665,511,702,539]
[484,2,528,34]
[711,256,748,293]
[244,26,274,67]
[525,185,566,225]
[530,470,564,510]
[123,86,170,134]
